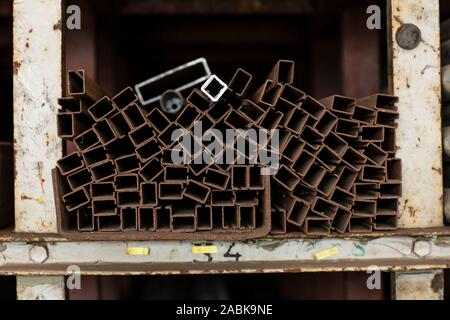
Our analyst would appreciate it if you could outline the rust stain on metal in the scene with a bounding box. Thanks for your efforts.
[13,61,21,75]
[53,20,61,31]
[431,272,443,293]
[432,166,442,175]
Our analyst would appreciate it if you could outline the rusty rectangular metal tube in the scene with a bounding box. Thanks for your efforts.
[255,80,283,108]
[187,89,211,112]
[311,197,339,219]
[377,198,399,215]
[158,182,184,200]
[360,165,386,183]
[379,182,402,199]
[303,164,327,190]
[332,209,352,233]
[324,131,348,156]
[375,109,399,128]
[97,215,122,232]
[235,190,259,206]
[271,208,287,234]
[336,167,358,192]
[281,136,305,163]
[222,206,239,229]
[331,187,355,210]
[57,112,89,139]
[342,147,367,171]
[300,126,324,150]
[147,108,171,133]
[353,105,377,124]
[82,144,107,167]
[292,184,316,204]
[276,99,297,126]
[273,165,301,191]
[302,96,326,120]
[129,123,155,147]
[140,182,158,206]
[123,103,146,129]
[62,187,90,212]
[117,190,141,207]
[386,158,402,182]
[196,205,213,231]
[176,104,201,129]
[114,173,139,191]
[184,180,211,203]
[92,198,117,216]
[171,213,196,233]
[335,118,360,138]
[164,165,189,183]
[58,97,87,114]
[364,143,388,166]
[232,166,249,190]
[56,152,84,176]
[374,215,398,230]
[90,182,115,199]
[382,128,396,153]
[67,70,105,101]
[224,110,251,129]
[287,199,309,227]
[239,206,256,229]
[320,95,355,117]
[279,84,305,106]
[360,126,384,142]
[138,207,155,231]
[357,94,398,110]
[158,123,183,147]
[155,207,172,231]
[120,208,138,231]
[249,166,264,190]
[302,216,331,235]
[291,149,315,177]
[269,60,295,84]
[76,207,94,232]
[260,109,283,130]
[208,101,232,122]
[228,68,252,97]
[90,160,116,182]
[115,154,140,174]
[74,128,101,152]
[211,190,235,206]
[316,145,341,171]
[354,182,380,200]
[348,216,373,233]
[317,172,339,197]
[203,168,230,190]
[67,167,92,190]
[93,119,118,146]
[353,200,377,217]
[285,108,308,134]
[188,153,210,177]
[109,112,131,139]
[315,110,338,136]
[136,138,161,162]
[88,97,116,122]
[238,100,265,123]
[112,87,138,110]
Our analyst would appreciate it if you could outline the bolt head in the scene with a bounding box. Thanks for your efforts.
[395,23,421,50]
[29,245,48,263]
[413,240,431,257]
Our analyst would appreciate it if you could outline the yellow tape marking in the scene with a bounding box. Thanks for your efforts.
[192,245,218,254]
[314,246,340,261]
[126,247,150,256]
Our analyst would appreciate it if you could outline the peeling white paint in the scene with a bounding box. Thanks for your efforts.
[389,0,443,227]
[13,0,62,232]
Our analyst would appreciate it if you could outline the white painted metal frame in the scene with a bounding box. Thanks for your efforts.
[9,0,447,300]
